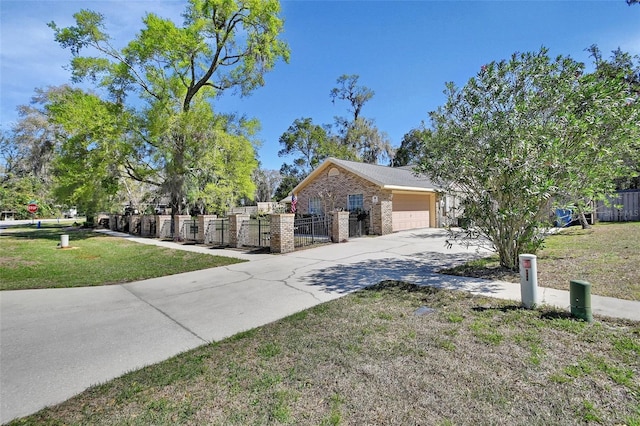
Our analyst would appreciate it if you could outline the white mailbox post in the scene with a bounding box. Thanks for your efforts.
[519,254,538,309]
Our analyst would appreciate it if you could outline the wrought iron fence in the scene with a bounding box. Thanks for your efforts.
[205,218,229,246]
[180,219,199,242]
[349,211,369,238]
[294,214,332,248]
[239,217,271,248]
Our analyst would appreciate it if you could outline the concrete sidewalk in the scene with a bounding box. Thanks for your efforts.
[1,228,638,423]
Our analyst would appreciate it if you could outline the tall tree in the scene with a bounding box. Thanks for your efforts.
[47,87,128,222]
[0,87,68,218]
[273,163,305,202]
[330,74,393,164]
[49,0,289,222]
[417,47,639,270]
[278,118,345,175]
[392,126,431,167]
[253,167,282,203]
[556,46,640,226]
[330,74,374,121]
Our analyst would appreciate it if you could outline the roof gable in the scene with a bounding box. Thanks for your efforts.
[292,158,440,194]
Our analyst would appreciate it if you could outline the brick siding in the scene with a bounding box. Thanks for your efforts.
[296,164,393,235]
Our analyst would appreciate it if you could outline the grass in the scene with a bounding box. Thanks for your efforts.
[0,223,245,290]
[9,281,639,425]
[441,222,640,301]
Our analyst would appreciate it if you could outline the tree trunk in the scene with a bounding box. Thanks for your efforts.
[577,211,592,229]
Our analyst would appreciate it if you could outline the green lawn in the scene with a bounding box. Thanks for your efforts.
[441,222,640,301]
[9,281,639,425]
[0,224,244,290]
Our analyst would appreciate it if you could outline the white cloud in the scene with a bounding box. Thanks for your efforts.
[0,1,185,124]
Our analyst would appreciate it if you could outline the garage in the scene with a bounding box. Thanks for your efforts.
[292,158,442,235]
[392,193,431,232]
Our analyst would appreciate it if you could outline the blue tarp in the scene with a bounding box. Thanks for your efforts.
[555,209,572,227]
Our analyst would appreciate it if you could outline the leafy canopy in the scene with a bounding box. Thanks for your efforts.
[48,0,289,217]
[416,47,639,270]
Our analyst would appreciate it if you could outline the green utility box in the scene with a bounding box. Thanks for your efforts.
[570,280,593,323]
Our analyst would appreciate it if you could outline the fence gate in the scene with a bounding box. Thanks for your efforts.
[294,215,332,248]
[205,218,229,246]
[349,211,369,238]
[240,217,271,248]
[180,219,199,242]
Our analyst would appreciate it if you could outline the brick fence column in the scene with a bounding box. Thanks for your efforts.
[173,215,191,240]
[228,213,250,248]
[372,200,393,235]
[197,215,217,243]
[331,211,350,243]
[270,213,295,254]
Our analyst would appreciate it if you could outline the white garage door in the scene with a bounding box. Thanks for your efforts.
[392,194,430,232]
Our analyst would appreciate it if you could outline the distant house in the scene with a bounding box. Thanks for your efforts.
[291,158,450,235]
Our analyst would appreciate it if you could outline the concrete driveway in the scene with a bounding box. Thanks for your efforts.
[1,228,638,423]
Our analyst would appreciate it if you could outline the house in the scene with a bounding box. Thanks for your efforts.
[291,158,445,235]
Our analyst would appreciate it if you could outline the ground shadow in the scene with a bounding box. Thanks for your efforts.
[402,230,450,239]
[406,251,486,270]
[300,256,507,295]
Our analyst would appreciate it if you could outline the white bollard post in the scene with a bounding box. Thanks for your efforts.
[60,234,69,248]
[519,254,538,309]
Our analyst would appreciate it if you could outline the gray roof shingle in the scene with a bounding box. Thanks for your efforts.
[323,158,440,190]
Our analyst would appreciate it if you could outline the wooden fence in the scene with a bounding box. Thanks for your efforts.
[596,190,640,222]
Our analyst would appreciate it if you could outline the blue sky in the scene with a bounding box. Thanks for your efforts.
[1,1,639,171]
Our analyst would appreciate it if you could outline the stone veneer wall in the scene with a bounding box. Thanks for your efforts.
[331,211,350,242]
[296,164,393,235]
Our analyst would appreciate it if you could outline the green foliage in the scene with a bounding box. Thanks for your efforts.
[168,98,258,215]
[393,126,431,167]
[273,163,306,202]
[417,47,639,270]
[275,117,351,198]
[47,87,128,220]
[278,118,340,175]
[0,174,56,219]
[0,87,70,218]
[48,0,289,217]
[330,74,393,164]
